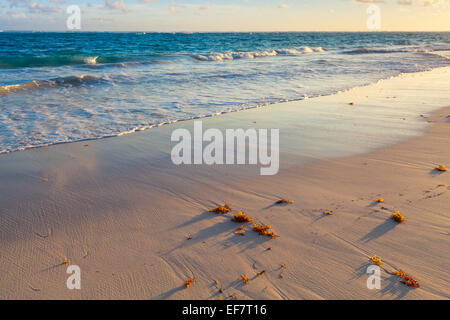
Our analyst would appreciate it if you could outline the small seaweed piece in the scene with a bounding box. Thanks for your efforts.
[238,275,249,284]
[281,264,286,268]
[253,224,279,238]
[232,212,254,223]
[62,259,70,265]
[395,270,420,288]
[253,224,271,234]
[370,255,382,266]
[348,101,355,105]
[185,278,195,288]
[236,226,245,231]
[209,204,231,214]
[257,270,266,276]
[323,210,334,215]
[374,198,384,203]
[214,280,219,285]
[253,224,270,235]
[29,286,41,292]
[435,165,447,172]
[235,231,246,236]
[392,211,405,223]
[275,199,295,204]
[265,231,279,239]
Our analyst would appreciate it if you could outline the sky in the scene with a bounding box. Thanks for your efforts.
[0,0,449,32]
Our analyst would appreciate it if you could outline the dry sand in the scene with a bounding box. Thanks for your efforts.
[0,67,449,300]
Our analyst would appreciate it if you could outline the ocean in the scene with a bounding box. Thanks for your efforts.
[1,32,449,154]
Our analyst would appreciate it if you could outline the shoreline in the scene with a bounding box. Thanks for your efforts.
[1,66,449,156]
[0,67,449,299]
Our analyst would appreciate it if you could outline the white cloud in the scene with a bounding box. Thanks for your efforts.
[28,2,63,13]
[169,0,186,13]
[6,0,27,8]
[105,0,128,12]
[199,2,211,11]
[11,12,27,19]
[421,0,444,6]
[397,0,445,6]
[353,0,385,3]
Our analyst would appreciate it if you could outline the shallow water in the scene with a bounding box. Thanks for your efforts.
[0,32,449,154]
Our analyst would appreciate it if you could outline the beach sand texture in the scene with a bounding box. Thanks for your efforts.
[0,67,449,299]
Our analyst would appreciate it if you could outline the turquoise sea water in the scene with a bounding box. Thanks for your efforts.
[0,32,449,154]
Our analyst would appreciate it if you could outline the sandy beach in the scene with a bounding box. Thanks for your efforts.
[0,67,449,300]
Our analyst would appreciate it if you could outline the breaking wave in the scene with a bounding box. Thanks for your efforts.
[342,46,450,56]
[0,75,106,97]
[192,46,325,62]
[0,55,124,69]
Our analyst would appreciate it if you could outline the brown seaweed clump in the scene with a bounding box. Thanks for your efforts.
[253,224,271,234]
[253,224,279,239]
[275,199,295,204]
[185,278,195,288]
[392,211,405,223]
[238,275,249,284]
[232,212,254,223]
[257,270,266,276]
[395,270,420,287]
[209,204,231,214]
[370,255,382,266]
[435,165,447,172]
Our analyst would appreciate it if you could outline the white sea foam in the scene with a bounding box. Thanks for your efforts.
[426,50,450,60]
[0,75,105,97]
[1,41,449,156]
[193,47,325,62]
[84,56,99,65]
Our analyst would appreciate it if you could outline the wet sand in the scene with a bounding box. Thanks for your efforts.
[0,67,449,299]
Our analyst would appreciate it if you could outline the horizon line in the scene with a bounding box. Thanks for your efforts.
[2,30,450,33]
